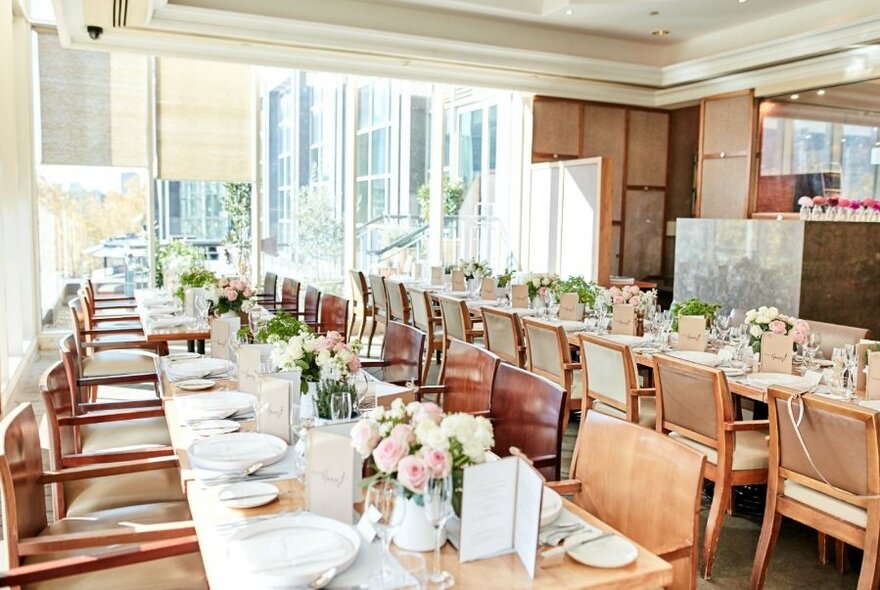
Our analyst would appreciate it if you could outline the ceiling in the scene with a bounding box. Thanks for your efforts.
[48,0,880,108]
[771,78,880,115]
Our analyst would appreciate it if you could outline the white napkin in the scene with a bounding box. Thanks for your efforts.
[151,317,186,328]
[144,306,179,317]
[166,358,231,381]
[555,319,585,333]
[231,528,346,572]
[143,296,173,306]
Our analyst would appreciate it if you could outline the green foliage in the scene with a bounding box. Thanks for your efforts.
[254,312,309,344]
[220,183,252,277]
[174,267,217,301]
[496,267,515,288]
[671,298,720,331]
[417,179,465,222]
[155,240,202,288]
[293,183,343,278]
[554,276,601,307]
[315,379,358,420]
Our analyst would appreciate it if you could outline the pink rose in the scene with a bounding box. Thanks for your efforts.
[372,437,407,473]
[397,456,429,495]
[791,327,808,345]
[315,337,332,351]
[224,287,238,301]
[390,424,415,445]
[629,295,641,307]
[812,196,826,206]
[350,420,380,457]
[862,198,876,208]
[839,198,851,208]
[347,357,362,372]
[412,402,443,425]
[768,320,786,335]
[423,448,451,478]
[613,296,625,305]
[797,196,813,207]
[849,200,861,210]
[243,288,254,298]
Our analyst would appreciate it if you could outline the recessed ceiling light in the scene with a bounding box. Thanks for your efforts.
[790,94,800,100]
[565,9,573,15]
[651,29,670,36]
[817,89,826,95]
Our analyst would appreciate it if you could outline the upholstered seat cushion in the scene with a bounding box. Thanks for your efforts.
[81,350,157,377]
[96,333,146,343]
[63,467,185,517]
[783,480,867,528]
[570,369,584,400]
[24,502,206,590]
[669,430,769,471]
[80,417,170,453]
[592,398,656,428]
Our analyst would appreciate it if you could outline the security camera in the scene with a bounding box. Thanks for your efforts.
[87,26,103,40]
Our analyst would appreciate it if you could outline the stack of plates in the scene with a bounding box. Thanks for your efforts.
[668,351,722,367]
[179,391,256,420]
[540,487,563,527]
[188,432,287,472]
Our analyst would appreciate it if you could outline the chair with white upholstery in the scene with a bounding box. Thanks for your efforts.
[385,279,411,324]
[481,306,526,368]
[578,334,655,428]
[654,353,769,579]
[408,286,443,384]
[348,270,373,341]
[436,295,483,382]
[522,317,582,432]
[367,274,389,357]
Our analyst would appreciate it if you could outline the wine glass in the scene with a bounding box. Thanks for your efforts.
[366,480,405,586]
[423,476,455,589]
[194,292,210,329]
[714,315,730,344]
[330,391,352,422]
[831,347,851,399]
[805,333,823,369]
[395,552,427,590]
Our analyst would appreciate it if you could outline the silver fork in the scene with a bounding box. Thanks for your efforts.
[542,526,588,547]
[215,509,300,532]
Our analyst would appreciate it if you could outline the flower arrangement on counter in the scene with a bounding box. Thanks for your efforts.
[798,195,880,222]
[745,306,810,353]
[351,399,494,502]
[520,272,560,300]
[601,284,656,312]
[210,277,255,315]
[271,330,362,388]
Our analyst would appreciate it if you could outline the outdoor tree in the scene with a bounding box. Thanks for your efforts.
[220,182,253,277]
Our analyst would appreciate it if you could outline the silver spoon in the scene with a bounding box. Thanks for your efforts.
[203,462,264,483]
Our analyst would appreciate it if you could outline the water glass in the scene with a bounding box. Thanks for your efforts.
[330,391,352,422]
[395,552,427,590]
[366,481,405,586]
[194,293,210,329]
[423,476,455,589]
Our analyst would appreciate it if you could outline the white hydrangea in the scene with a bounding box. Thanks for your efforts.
[415,420,449,450]
[749,325,764,338]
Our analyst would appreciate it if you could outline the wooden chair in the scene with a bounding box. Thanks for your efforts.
[480,306,526,368]
[367,274,389,357]
[420,340,499,415]
[69,298,147,348]
[385,279,411,324]
[275,277,301,314]
[301,285,321,326]
[490,363,567,480]
[315,293,349,336]
[521,317,583,433]
[436,295,483,382]
[653,353,770,578]
[0,403,206,589]
[578,334,655,428]
[361,321,426,386]
[550,410,706,590]
[751,388,880,590]
[84,279,137,311]
[408,286,443,385]
[804,319,871,358]
[77,294,143,333]
[348,270,374,342]
[254,271,278,307]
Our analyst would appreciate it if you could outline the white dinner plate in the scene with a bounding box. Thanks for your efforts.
[191,419,240,436]
[668,351,722,367]
[228,514,361,588]
[167,352,202,362]
[179,391,256,420]
[564,532,639,569]
[510,307,538,317]
[721,367,746,377]
[188,432,287,472]
[748,373,804,388]
[176,379,217,391]
[218,482,279,509]
[601,334,647,347]
[540,487,563,528]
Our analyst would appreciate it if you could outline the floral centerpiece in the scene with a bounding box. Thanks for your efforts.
[601,285,655,312]
[174,267,217,302]
[745,306,809,353]
[670,298,720,331]
[253,311,308,344]
[553,275,601,309]
[520,272,560,301]
[458,258,492,280]
[270,330,362,392]
[209,277,255,316]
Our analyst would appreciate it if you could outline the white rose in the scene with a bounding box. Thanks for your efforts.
[316,349,332,365]
[373,406,385,420]
[749,325,763,338]
[745,310,757,323]
[415,421,449,450]
[462,439,487,463]
[767,307,779,319]
[302,337,316,353]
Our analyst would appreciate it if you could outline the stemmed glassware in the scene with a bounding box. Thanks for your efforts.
[804,333,822,370]
[366,480,405,587]
[714,315,730,346]
[292,394,318,478]
[194,292,210,329]
[595,300,608,335]
[423,476,455,589]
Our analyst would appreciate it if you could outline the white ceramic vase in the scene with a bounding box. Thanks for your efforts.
[393,496,445,552]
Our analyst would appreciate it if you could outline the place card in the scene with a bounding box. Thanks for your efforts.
[451,270,466,292]
[431,266,444,285]
[210,317,239,361]
[760,333,793,374]
[237,345,267,394]
[856,341,880,392]
[480,277,496,299]
[557,293,583,321]
[677,315,708,352]
[459,456,543,578]
[866,351,880,400]
[306,422,362,524]
[611,304,636,336]
[256,377,291,444]
[510,285,530,308]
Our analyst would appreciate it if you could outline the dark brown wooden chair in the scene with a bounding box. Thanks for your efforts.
[490,363,567,480]
[254,272,278,307]
[549,410,706,590]
[751,388,880,590]
[0,403,206,589]
[362,321,426,386]
[367,274,389,357]
[276,277,301,314]
[421,340,499,415]
[302,285,321,326]
[408,286,443,385]
[349,270,374,342]
[315,293,349,336]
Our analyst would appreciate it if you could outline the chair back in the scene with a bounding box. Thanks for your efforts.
[569,411,705,590]
[40,361,78,468]
[280,277,300,312]
[437,296,470,343]
[303,286,321,324]
[408,287,436,335]
[262,272,278,298]
[368,275,387,315]
[68,298,88,352]
[491,363,566,479]
[442,341,500,414]
[768,387,880,501]
[654,354,732,449]
[481,307,524,367]
[381,321,426,385]
[0,404,49,567]
[318,293,349,336]
[579,334,637,412]
[804,319,871,358]
[386,280,411,324]
[58,333,86,409]
[522,318,570,386]
[349,270,369,310]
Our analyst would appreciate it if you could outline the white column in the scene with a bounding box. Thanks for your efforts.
[342,76,357,290]
[146,56,158,286]
[428,87,444,266]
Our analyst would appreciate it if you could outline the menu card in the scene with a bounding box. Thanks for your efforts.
[459,456,543,578]
[210,317,239,361]
[677,315,707,352]
[866,351,880,400]
[856,340,880,392]
[256,377,291,444]
[558,293,582,321]
[480,278,496,299]
[451,270,466,292]
[306,422,362,524]
[237,344,272,394]
[611,304,636,336]
[760,333,794,374]
[431,266,444,285]
[510,285,530,308]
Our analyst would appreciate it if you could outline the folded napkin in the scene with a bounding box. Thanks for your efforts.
[144,306,178,316]
[166,358,231,381]
[142,296,173,306]
[151,317,187,329]
[231,528,346,572]
[556,319,585,333]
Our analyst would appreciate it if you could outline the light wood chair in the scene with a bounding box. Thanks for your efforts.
[578,334,655,428]
[750,388,880,590]
[0,403,206,589]
[491,363,567,480]
[803,319,871,359]
[521,317,583,433]
[481,306,526,368]
[361,320,426,386]
[83,279,137,312]
[408,286,443,385]
[385,280,411,325]
[76,294,143,334]
[348,270,373,341]
[653,353,770,578]
[436,295,484,382]
[367,274,389,357]
[420,340,499,415]
[69,298,147,348]
[550,410,706,590]
[314,293,349,337]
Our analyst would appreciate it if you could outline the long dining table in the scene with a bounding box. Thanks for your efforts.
[157,361,673,589]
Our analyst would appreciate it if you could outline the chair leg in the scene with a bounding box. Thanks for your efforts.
[835,540,847,574]
[749,496,782,590]
[858,518,880,590]
[818,533,831,566]
[438,341,448,385]
[358,312,367,341]
[367,317,378,358]
[702,477,731,579]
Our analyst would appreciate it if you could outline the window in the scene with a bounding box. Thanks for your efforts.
[157,181,228,241]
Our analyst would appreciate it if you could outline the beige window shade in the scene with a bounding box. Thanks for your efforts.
[157,57,255,182]
[37,33,148,167]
